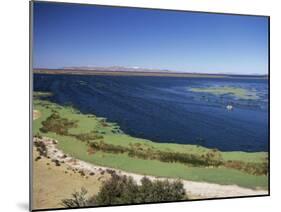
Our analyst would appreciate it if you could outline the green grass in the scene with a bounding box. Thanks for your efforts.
[189,86,259,100]
[33,96,268,189]
[56,137,267,189]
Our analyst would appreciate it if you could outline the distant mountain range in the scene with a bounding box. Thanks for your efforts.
[59,66,267,76]
[62,66,173,73]
[34,66,268,78]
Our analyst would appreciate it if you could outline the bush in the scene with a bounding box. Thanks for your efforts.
[61,187,89,207]
[73,131,103,142]
[34,132,42,139]
[224,160,268,176]
[90,174,139,205]
[89,141,223,167]
[39,112,77,135]
[34,140,47,157]
[137,177,186,203]
[35,156,41,161]
[61,175,186,207]
[89,141,128,154]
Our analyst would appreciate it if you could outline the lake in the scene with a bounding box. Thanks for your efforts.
[33,74,268,152]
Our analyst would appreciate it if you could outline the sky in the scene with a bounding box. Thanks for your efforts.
[33,2,269,74]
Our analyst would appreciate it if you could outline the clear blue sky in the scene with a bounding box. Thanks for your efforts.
[33,2,269,74]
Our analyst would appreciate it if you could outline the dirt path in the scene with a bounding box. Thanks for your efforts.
[34,136,268,199]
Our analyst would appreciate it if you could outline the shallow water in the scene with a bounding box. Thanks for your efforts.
[34,74,268,152]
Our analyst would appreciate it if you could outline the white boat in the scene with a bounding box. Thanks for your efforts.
[226,105,233,111]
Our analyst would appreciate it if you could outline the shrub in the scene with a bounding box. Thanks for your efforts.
[34,132,42,139]
[89,141,128,154]
[62,175,186,207]
[51,159,61,166]
[137,177,186,203]
[35,156,41,161]
[34,140,47,157]
[224,160,268,176]
[39,112,77,135]
[90,174,139,205]
[89,175,186,206]
[61,187,89,207]
[89,141,223,167]
[73,131,103,142]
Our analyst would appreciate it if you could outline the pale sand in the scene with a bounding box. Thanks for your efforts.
[32,147,109,210]
[33,136,268,200]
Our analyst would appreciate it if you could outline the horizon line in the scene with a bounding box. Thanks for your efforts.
[33,67,268,76]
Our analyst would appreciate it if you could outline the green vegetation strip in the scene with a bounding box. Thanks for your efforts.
[33,94,268,189]
[189,86,259,100]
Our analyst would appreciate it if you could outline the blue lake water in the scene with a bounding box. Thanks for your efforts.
[34,74,269,152]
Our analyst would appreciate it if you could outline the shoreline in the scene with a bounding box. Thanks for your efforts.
[34,136,268,199]
[32,98,268,189]
[33,69,268,80]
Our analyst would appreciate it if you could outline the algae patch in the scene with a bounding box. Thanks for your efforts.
[189,86,259,100]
